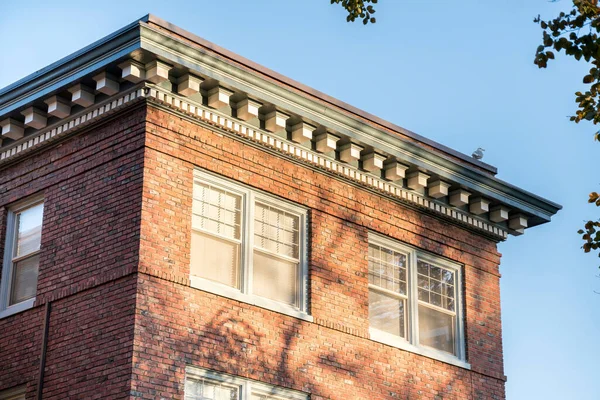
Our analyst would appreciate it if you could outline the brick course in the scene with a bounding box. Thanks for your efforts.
[0,102,506,399]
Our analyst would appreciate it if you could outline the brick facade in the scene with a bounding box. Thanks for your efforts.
[0,15,559,400]
[1,104,505,399]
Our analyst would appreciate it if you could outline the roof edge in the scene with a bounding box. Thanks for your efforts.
[144,14,498,175]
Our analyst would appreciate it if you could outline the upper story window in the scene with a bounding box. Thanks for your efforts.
[0,197,44,318]
[190,170,310,321]
[0,385,26,400]
[368,233,467,367]
[185,367,309,400]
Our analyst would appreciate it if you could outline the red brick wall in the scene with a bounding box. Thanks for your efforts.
[0,102,506,399]
[131,105,506,399]
[0,107,146,398]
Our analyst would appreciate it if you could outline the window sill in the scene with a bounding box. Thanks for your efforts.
[0,298,35,320]
[190,277,314,323]
[369,328,471,370]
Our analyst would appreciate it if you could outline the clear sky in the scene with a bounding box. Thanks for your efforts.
[1,0,598,398]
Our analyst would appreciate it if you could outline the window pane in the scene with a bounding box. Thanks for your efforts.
[15,203,43,257]
[368,244,407,295]
[9,254,39,305]
[192,183,241,240]
[191,231,240,288]
[253,250,297,306]
[185,378,238,400]
[417,260,456,312]
[369,289,406,338]
[418,304,456,355]
[254,203,299,259]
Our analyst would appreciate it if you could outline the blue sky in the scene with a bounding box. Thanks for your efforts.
[1,0,598,398]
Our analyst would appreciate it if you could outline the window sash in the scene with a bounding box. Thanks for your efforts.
[1,198,43,315]
[185,367,308,400]
[191,172,307,314]
[367,233,465,362]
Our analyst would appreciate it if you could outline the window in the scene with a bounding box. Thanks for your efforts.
[185,367,308,400]
[0,197,44,318]
[368,233,467,366]
[0,385,26,400]
[190,170,309,320]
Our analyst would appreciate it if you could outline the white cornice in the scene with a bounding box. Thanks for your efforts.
[0,18,561,237]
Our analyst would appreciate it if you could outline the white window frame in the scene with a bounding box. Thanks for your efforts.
[185,366,309,400]
[368,232,469,369]
[191,169,311,322]
[0,385,26,400]
[0,196,44,319]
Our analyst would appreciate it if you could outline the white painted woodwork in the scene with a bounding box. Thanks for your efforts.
[118,60,145,83]
[339,143,363,163]
[207,87,233,109]
[291,122,315,143]
[68,84,95,107]
[236,99,261,121]
[314,132,339,153]
[92,72,120,95]
[384,161,409,182]
[0,118,24,140]
[44,96,71,118]
[509,214,528,231]
[145,60,172,83]
[469,197,491,215]
[21,107,47,129]
[428,180,451,199]
[449,189,471,207]
[177,74,203,97]
[407,171,430,190]
[362,153,386,172]
[490,206,510,222]
[264,111,289,132]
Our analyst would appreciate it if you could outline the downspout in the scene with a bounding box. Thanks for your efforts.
[36,301,51,400]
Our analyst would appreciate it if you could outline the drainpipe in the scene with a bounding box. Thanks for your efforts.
[36,301,51,400]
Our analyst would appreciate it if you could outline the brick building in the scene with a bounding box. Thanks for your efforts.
[0,15,560,400]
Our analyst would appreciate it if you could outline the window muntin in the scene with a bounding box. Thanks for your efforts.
[185,367,308,400]
[368,243,408,338]
[191,182,243,288]
[190,171,308,317]
[253,202,300,306]
[368,233,465,363]
[1,198,44,317]
[185,376,239,400]
[417,259,457,355]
